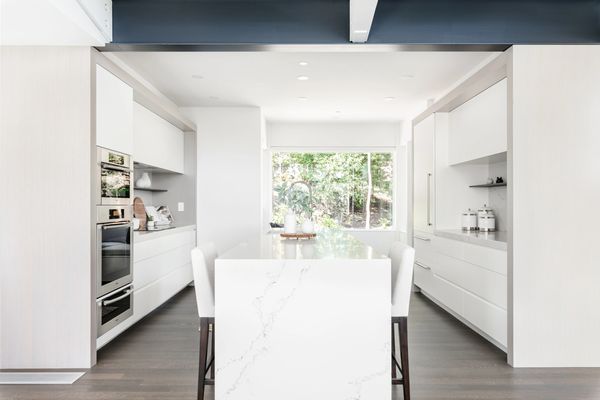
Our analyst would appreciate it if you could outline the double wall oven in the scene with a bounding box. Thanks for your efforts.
[96,147,134,337]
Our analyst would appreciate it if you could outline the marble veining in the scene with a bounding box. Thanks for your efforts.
[218,262,312,398]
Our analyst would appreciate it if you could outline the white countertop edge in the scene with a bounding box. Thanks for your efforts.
[434,229,508,251]
[134,224,196,242]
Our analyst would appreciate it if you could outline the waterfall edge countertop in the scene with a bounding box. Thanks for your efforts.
[215,231,391,400]
[218,230,388,260]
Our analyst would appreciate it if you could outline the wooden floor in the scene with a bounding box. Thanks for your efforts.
[2,287,600,400]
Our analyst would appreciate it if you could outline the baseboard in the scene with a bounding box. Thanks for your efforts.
[0,372,85,385]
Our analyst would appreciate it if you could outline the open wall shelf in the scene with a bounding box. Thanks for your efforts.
[469,182,507,188]
[134,187,168,192]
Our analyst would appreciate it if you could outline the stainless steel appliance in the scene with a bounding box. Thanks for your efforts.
[96,205,133,298]
[96,283,133,337]
[97,147,133,206]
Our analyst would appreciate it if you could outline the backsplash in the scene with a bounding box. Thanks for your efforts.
[488,160,507,231]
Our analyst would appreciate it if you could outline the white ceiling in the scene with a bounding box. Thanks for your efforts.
[114,51,498,122]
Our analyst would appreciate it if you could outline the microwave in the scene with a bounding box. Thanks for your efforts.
[96,147,133,206]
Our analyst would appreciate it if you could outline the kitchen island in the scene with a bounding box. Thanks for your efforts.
[215,231,391,400]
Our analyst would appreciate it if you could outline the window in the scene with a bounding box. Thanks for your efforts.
[271,152,394,230]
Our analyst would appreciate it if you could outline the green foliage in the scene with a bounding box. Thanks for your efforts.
[272,152,394,229]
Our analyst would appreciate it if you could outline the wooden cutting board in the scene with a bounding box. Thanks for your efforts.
[280,232,317,240]
[133,196,147,230]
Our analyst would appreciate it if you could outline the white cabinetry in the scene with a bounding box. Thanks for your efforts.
[133,102,184,173]
[97,227,195,348]
[448,79,507,165]
[96,65,133,154]
[413,114,435,233]
[413,232,507,349]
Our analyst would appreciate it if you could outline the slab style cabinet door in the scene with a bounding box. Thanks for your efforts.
[413,114,435,233]
[96,65,134,154]
[448,78,507,165]
[133,102,184,174]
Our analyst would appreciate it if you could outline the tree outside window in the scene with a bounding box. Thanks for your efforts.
[272,152,394,230]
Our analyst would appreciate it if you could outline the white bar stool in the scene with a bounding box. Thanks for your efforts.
[389,241,415,400]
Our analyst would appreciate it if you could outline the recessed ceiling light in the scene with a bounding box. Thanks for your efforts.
[297,75,309,81]
[191,74,204,79]
[299,61,309,66]
[384,97,396,101]
[297,96,308,101]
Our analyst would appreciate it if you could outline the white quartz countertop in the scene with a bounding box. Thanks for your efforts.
[219,230,387,260]
[133,224,196,243]
[435,229,507,251]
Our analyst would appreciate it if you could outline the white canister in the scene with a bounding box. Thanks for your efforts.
[479,213,496,232]
[477,204,492,220]
[461,209,478,231]
[284,211,297,234]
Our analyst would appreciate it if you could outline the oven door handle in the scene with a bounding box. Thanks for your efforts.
[101,222,132,229]
[101,162,131,173]
[102,288,133,306]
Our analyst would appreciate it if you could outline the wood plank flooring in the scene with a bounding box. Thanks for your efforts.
[2,287,600,400]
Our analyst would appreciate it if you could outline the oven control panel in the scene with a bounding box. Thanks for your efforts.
[97,205,132,224]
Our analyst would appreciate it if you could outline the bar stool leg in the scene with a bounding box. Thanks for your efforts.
[399,317,410,400]
[391,320,397,379]
[198,317,210,400]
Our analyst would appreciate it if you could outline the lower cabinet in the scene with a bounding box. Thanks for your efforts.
[97,228,195,349]
[413,231,507,350]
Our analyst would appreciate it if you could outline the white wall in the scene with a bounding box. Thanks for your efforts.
[183,107,263,253]
[266,121,408,253]
[509,45,600,367]
[267,121,403,149]
[0,47,92,368]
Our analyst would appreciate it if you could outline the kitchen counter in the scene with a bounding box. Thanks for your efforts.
[434,229,507,251]
[215,231,390,399]
[220,230,386,260]
[133,224,196,243]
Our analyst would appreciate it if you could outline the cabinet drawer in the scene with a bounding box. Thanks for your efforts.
[429,273,463,316]
[462,290,507,347]
[414,261,434,292]
[413,232,436,267]
[432,235,507,275]
[134,243,194,289]
[432,252,507,309]
[135,231,195,262]
[134,263,193,321]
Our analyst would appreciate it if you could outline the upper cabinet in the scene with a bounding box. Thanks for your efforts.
[448,79,507,165]
[413,114,435,233]
[96,65,134,155]
[133,102,184,174]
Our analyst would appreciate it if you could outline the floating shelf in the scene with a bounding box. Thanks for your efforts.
[469,182,507,188]
[134,187,168,192]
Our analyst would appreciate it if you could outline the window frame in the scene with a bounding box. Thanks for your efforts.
[267,147,398,231]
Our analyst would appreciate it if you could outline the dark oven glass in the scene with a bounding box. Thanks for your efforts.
[101,167,131,199]
[101,288,132,325]
[101,225,131,286]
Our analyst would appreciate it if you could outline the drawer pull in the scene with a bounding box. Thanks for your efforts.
[414,236,431,242]
[415,261,431,270]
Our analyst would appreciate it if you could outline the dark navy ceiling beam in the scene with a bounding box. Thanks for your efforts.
[110,0,600,46]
